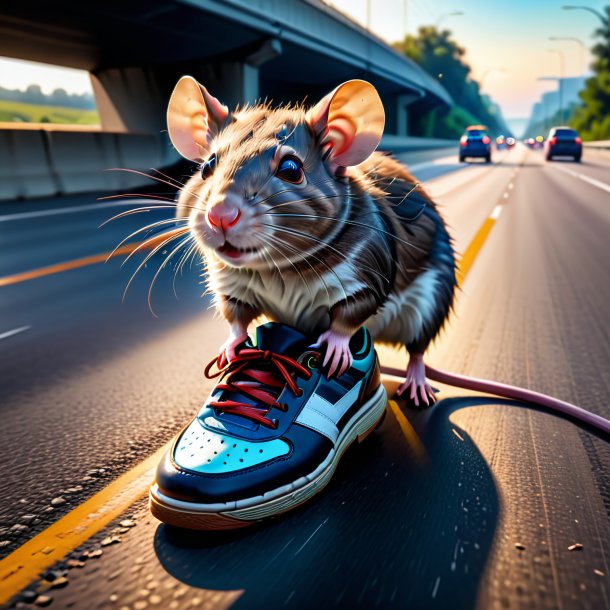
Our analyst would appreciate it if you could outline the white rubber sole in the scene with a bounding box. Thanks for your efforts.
[149,384,388,530]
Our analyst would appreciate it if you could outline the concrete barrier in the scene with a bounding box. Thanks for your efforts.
[0,126,456,202]
[0,131,19,200]
[48,131,119,194]
[115,134,163,189]
[0,130,58,199]
[0,128,173,201]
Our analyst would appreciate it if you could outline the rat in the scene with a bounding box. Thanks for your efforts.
[166,76,454,407]
[160,75,610,436]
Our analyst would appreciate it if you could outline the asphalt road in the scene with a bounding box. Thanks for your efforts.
[1,144,609,609]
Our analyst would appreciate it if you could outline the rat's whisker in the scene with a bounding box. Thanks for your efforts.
[262,224,350,301]
[257,233,316,300]
[147,232,195,316]
[149,167,189,189]
[100,205,189,228]
[256,236,288,287]
[107,167,206,206]
[119,223,188,268]
[122,227,190,304]
[108,217,188,263]
[266,212,426,255]
[254,177,338,207]
[260,231,331,303]
[261,222,391,286]
[98,193,178,203]
[173,240,200,296]
[260,194,342,212]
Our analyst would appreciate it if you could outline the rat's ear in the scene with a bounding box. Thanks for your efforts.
[167,76,229,161]
[307,80,385,167]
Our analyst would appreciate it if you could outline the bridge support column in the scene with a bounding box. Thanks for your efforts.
[384,92,422,136]
[191,38,282,107]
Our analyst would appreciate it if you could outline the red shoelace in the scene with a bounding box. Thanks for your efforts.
[204,348,312,428]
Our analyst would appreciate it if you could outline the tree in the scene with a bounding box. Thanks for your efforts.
[570,6,610,140]
[24,84,45,105]
[51,88,70,106]
[394,26,509,138]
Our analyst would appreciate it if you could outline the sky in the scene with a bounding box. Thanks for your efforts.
[0,57,93,95]
[0,0,607,122]
[328,0,607,119]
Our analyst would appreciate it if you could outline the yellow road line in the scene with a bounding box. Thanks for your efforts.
[0,180,510,603]
[0,229,186,288]
[456,215,498,286]
[0,441,172,605]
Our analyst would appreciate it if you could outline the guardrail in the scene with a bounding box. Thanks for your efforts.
[380,135,455,152]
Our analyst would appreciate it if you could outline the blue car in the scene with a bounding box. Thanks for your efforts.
[545,126,582,162]
[459,125,492,163]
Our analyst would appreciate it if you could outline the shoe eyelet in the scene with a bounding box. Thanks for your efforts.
[307,356,318,369]
[271,419,279,429]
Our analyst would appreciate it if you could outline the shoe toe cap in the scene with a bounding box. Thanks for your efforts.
[173,418,291,475]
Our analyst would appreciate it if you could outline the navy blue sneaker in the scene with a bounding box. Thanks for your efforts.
[149,322,386,530]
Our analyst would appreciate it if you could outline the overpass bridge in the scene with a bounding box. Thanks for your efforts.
[0,0,452,200]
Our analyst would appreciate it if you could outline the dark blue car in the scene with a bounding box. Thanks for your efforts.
[459,125,492,163]
[545,126,582,162]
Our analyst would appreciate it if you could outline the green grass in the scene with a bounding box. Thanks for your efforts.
[0,99,100,125]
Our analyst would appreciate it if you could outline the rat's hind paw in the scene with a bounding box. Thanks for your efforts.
[311,329,353,378]
[396,379,437,409]
[395,353,436,408]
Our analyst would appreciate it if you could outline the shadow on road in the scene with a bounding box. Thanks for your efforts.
[153,397,502,609]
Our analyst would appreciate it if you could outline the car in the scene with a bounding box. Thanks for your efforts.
[496,135,506,150]
[506,136,516,149]
[545,126,582,162]
[459,125,492,163]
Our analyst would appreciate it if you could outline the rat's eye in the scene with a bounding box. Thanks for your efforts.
[276,156,304,184]
[200,153,217,180]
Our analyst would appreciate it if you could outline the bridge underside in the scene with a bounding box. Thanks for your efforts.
[0,0,451,200]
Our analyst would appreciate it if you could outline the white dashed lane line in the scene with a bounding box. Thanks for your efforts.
[549,164,610,194]
[0,325,32,341]
[490,205,503,220]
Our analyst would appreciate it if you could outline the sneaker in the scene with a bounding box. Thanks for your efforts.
[149,322,387,530]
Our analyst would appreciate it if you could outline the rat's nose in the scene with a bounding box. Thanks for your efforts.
[206,205,241,232]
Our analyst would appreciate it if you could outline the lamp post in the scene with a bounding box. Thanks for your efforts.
[436,11,464,28]
[549,36,587,75]
[561,5,609,25]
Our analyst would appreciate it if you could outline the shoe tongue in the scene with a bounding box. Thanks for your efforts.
[254,322,310,358]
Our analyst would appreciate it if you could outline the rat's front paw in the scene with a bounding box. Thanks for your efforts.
[311,329,353,378]
[219,331,248,366]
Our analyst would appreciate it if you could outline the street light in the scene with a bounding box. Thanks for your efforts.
[561,5,609,25]
[436,11,464,27]
[548,48,566,123]
[549,36,587,75]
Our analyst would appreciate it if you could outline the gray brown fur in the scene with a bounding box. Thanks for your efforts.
[177,103,457,354]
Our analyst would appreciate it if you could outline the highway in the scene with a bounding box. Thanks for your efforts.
[1,144,609,609]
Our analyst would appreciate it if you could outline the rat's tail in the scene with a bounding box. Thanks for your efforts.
[380,365,610,437]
